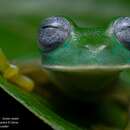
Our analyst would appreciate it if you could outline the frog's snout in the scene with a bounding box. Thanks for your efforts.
[84,44,107,53]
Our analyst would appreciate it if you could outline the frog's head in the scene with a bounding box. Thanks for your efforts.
[38,16,130,69]
[37,16,130,100]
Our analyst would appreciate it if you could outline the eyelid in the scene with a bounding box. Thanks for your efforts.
[41,25,59,29]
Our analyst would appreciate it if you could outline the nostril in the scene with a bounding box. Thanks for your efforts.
[97,45,107,51]
[84,45,90,50]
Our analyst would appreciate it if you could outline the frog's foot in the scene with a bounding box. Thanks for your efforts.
[0,49,34,91]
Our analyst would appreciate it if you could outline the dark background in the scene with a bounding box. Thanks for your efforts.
[0,88,52,129]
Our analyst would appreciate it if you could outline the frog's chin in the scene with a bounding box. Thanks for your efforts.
[43,64,130,72]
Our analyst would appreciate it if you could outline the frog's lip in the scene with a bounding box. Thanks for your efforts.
[43,64,130,72]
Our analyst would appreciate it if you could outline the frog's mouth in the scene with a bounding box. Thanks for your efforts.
[43,64,130,72]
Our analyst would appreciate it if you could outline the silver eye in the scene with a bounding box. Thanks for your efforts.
[113,17,130,49]
[38,16,71,52]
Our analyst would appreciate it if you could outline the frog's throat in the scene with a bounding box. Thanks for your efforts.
[43,64,121,101]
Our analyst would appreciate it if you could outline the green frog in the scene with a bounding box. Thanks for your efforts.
[38,16,130,129]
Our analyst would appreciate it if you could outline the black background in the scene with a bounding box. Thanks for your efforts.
[0,87,52,129]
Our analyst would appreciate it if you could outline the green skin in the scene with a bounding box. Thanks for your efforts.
[41,19,130,129]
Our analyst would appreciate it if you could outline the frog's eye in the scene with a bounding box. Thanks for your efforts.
[38,16,71,52]
[113,17,130,49]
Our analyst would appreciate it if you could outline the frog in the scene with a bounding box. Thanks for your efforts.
[37,16,130,129]
[1,16,130,130]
